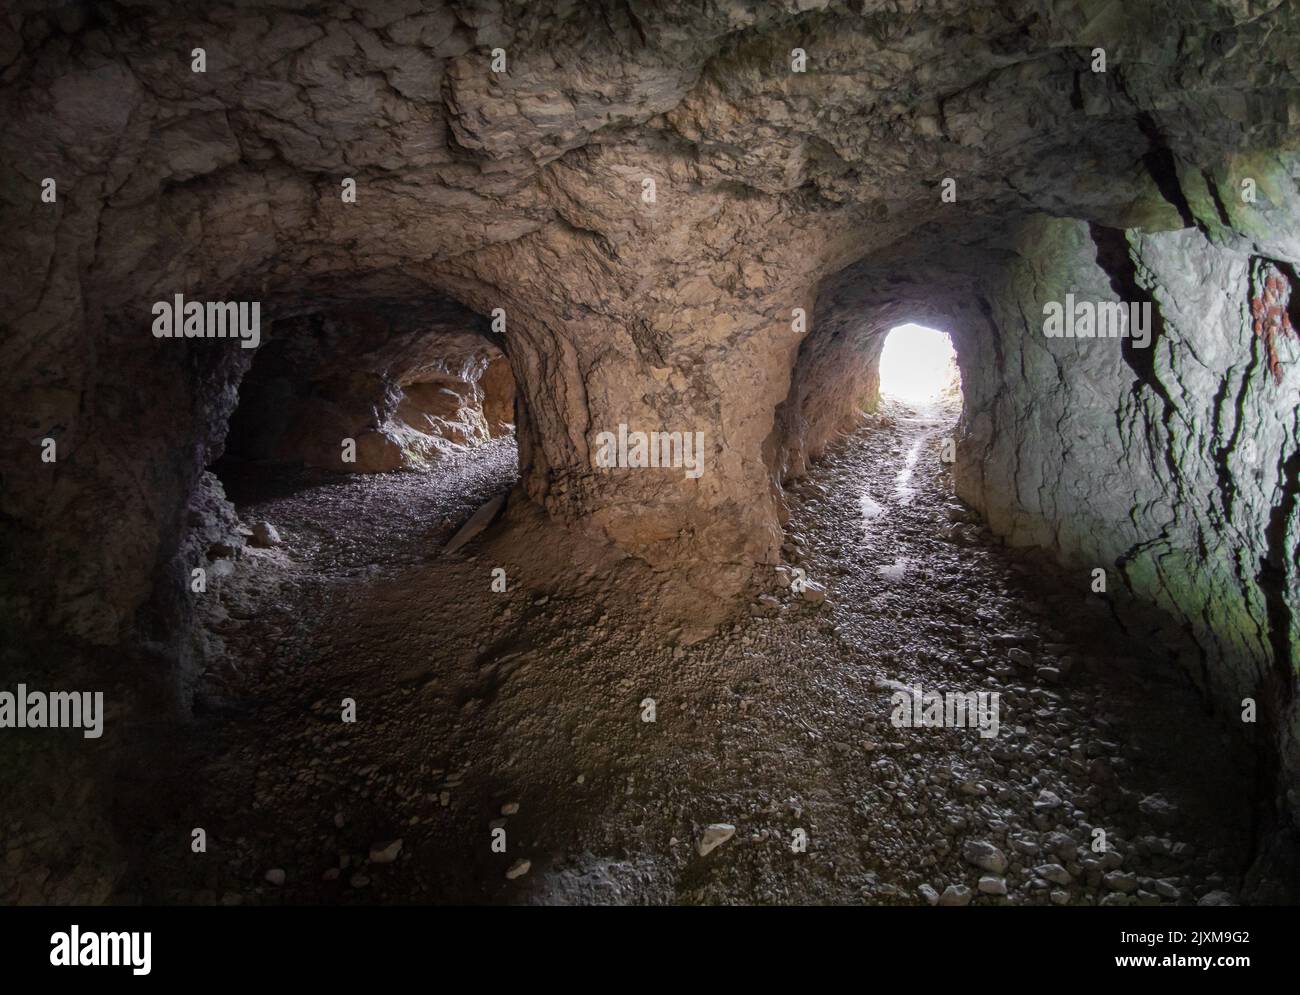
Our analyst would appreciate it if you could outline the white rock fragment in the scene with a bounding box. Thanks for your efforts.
[800,581,828,604]
[505,859,531,880]
[938,884,972,906]
[443,493,506,554]
[697,823,736,857]
[251,521,281,547]
[962,840,1008,874]
[369,839,403,864]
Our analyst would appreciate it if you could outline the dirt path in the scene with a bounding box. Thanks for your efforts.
[133,410,1254,906]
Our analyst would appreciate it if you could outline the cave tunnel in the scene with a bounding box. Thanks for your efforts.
[1,0,1298,934]
[217,305,517,477]
[210,299,518,533]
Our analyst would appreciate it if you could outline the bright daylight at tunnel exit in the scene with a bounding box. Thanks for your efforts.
[1,0,1298,972]
[878,323,961,405]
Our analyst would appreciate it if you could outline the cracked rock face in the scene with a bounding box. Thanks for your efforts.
[0,0,1298,887]
[781,204,1300,860]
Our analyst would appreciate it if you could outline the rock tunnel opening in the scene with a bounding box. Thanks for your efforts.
[214,305,516,481]
[877,323,962,410]
[189,301,523,675]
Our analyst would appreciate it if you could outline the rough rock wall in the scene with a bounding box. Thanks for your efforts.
[1,0,1297,684]
[479,354,516,437]
[952,210,1300,869]
[779,184,1300,875]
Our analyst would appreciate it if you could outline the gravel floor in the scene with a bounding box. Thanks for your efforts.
[134,413,1253,905]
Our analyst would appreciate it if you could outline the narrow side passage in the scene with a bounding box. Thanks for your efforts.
[189,306,522,699]
[779,210,1300,898]
[217,307,515,476]
[130,403,1251,906]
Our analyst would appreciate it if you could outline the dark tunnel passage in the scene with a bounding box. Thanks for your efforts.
[187,300,525,708]
[217,306,516,479]
[0,0,1297,924]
